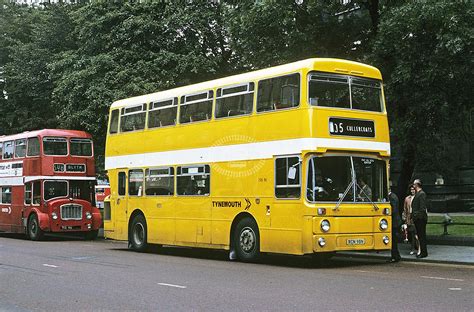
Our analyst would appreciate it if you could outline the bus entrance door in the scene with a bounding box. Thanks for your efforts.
[115,171,128,237]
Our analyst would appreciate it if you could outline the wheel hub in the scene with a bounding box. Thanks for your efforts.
[239,227,255,253]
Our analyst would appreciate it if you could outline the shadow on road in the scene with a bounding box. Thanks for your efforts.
[110,243,387,269]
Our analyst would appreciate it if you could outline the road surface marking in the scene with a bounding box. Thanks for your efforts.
[42,264,59,268]
[449,288,462,291]
[420,276,464,282]
[157,283,187,289]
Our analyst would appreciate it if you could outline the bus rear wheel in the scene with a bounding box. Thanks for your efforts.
[129,214,148,252]
[28,214,44,241]
[233,218,260,262]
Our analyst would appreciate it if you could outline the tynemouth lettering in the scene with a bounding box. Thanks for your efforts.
[0,161,23,177]
[329,117,375,138]
[212,201,242,208]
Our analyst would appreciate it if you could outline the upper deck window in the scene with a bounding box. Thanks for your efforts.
[257,74,300,112]
[180,91,213,124]
[15,139,26,158]
[70,138,93,157]
[43,137,68,156]
[215,83,254,118]
[309,72,383,112]
[3,141,14,159]
[27,137,40,156]
[120,104,146,132]
[148,98,178,128]
[109,109,120,134]
[0,143,2,159]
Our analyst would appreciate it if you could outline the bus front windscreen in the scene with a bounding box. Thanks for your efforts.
[70,138,93,156]
[307,156,388,203]
[70,180,95,205]
[43,137,68,156]
[44,181,68,200]
[308,72,383,112]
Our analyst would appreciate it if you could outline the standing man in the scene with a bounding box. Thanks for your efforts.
[411,179,428,258]
[388,189,401,262]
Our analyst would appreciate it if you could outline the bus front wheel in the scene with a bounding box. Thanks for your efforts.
[28,214,44,241]
[233,218,260,262]
[129,214,148,252]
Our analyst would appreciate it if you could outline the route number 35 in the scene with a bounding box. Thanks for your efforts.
[330,122,344,134]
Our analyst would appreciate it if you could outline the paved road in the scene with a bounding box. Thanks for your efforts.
[1,235,473,311]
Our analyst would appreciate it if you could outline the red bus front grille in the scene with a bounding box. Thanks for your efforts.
[60,204,83,220]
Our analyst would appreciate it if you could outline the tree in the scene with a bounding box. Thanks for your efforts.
[370,1,473,197]
[0,4,75,134]
[225,0,371,69]
[50,1,234,173]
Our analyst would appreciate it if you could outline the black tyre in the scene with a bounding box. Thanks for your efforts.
[28,214,44,241]
[84,230,99,240]
[129,214,148,252]
[233,218,260,262]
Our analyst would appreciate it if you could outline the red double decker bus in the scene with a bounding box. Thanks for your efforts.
[0,129,101,240]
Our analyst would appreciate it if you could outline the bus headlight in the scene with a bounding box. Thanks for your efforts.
[383,236,390,245]
[320,220,330,232]
[52,212,58,220]
[379,219,388,231]
[318,237,326,247]
[86,212,92,220]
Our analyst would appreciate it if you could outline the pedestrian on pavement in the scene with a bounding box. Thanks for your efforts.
[388,189,401,262]
[411,179,428,258]
[402,184,420,255]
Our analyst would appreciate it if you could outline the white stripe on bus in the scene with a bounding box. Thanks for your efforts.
[105,137,390,169]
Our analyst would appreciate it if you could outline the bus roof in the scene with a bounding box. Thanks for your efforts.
[110,58,382,110]
[0,129,92,142]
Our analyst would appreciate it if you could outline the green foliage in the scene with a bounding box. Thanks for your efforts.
[0,0,472,183]
[0,4,74,133]
[370,1,473,183]
[226,0,371,69]
[49,1,233,171]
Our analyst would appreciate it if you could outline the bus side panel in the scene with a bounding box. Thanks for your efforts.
[265,200,304,255]
[146,196,175,245]
[211,159,273,248]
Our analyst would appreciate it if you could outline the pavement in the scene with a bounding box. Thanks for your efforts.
[339,242,474,265]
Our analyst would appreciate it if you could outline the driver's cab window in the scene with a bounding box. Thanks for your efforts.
[275,156,301,199]
[307,156,352,202]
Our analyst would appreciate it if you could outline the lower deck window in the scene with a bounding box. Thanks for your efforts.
[129,170,144,196]
[177,165,210,196]
[0,186,12,204]
[275,156,301,198]
[145,167,174,196]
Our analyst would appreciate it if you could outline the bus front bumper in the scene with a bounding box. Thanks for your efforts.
[312,233,391,252]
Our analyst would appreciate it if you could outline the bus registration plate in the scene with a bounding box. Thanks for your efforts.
[346,238,365,245]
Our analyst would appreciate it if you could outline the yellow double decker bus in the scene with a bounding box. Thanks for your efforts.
[104,58,392,262]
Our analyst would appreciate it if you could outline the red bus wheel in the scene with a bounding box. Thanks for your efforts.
[28,214,44,241]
